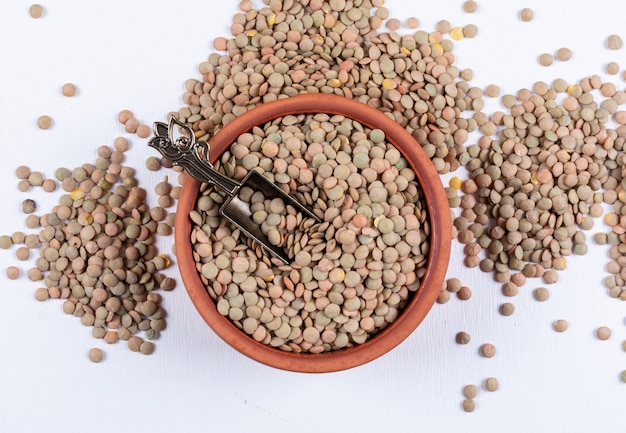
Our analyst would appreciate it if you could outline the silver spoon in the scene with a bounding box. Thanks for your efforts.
[148,116,321,264]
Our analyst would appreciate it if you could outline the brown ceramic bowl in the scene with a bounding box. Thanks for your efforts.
[175,94,451,373]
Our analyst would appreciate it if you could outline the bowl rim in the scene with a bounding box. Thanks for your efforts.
[175,93,451,373]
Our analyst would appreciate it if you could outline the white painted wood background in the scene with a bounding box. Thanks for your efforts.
[0,1,624,431]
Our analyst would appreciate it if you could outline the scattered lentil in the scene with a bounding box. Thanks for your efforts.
[519,8,534,22]
[462,399,476,412]
[499,302,515,316]
[0,235,12,249]
[21,199,36,214]
[15,166,30,179]
[146,156,161,171]
[29,4,43,18]
[553,319,568,332]
[533,287,549,302]
[463,24,478,38]
[607,34,623,50]
[406,17,419,29]
[6,266,20,279]
[485,84,500,98]
[456,331,471,345]
[596,326,611,341]
[35,287,49,301]
[136,124,151,138]
[484,377,499,392]
[463,1,478,13]
[88,348,104,363]
[61,83,77,97]
[538,53,553,67]
[555,47,572,62]
[463,384,478,399]
[16,247,30,261]
[480,343,496,358]
[607,62,619,75]
[457,285,472,300]
[37,115,53,130]
[140,341,156,355]
[385,18,401,31]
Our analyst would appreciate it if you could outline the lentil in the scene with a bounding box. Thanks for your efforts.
[88,348,104,363]
[533,287,549,302]
[500,303,514,316]
[484,377,499,392]
[6,266,20,279]
[21,199,36,214]
[61,83,77,97]
[35,287,49,301]
[596,326,611,341]
[15,166,30,179]
[607,34,623,50]
[607,62,619,75]
[462,399,475,412]
[555,48,572,62]
[0,235,12,249]
[145,156,162,171]
[29,4,43,18]
[538,53,553,67]
[406,17,419,29]
[463,384,478,399]
[456,331,471,345]
[463,1,478,13]
[480,343,496,358]
[140,341,155,355]
[553,319,568,332]
[37,115,53,130]
[519,8,534,22]
[463,24,478,38]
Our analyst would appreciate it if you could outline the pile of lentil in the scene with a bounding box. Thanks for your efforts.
[444,76,626,301]
[190,113,430,352]
[2,138,177,357]
[174,0,482,176]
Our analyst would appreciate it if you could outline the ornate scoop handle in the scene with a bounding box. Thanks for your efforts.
[148,117,240,195]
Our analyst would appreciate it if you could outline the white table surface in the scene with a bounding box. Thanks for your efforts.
[1,1,625,432]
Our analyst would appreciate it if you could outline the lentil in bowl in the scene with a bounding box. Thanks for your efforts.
[175,94,451,372]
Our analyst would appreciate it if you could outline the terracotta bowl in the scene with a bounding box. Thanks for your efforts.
[175,93,451,373]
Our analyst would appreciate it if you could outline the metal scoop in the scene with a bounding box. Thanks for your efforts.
[148,116,321,264]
